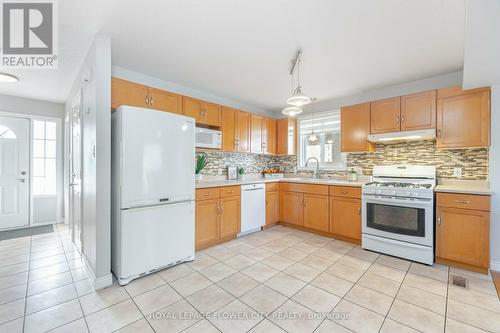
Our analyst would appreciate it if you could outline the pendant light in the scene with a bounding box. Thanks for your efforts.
[308,114,318,142]
[282,105,303,117]
[286,52,311,107]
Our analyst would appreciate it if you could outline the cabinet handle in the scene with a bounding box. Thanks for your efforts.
[341,190,348,195]
[396,115,400,124]
[150,97,154,105]
[145,96,149,106]
[437,129,441,138]
[220,205,224,214]
[437,216,441,226]
[401,115,405,123]
[455,199,471,204]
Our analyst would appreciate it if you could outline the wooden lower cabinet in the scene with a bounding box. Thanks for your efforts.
[330,197,362,241]
[195,199,219,249]
[266,190,279,226]
[195,187,240,250]
[303,194,329,232]
[219,196,240,241]
[281,191,304,226]
[436,193,490,271]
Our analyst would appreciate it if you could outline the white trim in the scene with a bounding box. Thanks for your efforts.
[82,252,113,290]
[490,260,500,272]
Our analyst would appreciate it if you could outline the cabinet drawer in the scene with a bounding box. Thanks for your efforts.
[266,182,279,192]
[280,182,329,195]
[329,186,361,199]
[437,193,490,211]
[196,188,220,201]
[220,186,240,198]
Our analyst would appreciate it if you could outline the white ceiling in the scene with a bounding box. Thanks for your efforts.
[0,0,466,112]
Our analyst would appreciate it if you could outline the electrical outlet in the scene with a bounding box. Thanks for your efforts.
[453,167,462,178]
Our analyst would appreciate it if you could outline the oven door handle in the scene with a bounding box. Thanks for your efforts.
[363,196,432,208]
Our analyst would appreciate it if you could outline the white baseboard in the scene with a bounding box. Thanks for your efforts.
[82,253,113,290]
[490,260,500,272]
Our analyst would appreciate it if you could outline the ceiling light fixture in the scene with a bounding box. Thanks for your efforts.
[308,114,318,143]
[282,51,313,116]
[281,105,303,117]
[0,73,19,83]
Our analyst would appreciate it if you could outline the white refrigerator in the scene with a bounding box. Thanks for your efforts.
[111,106,195,285]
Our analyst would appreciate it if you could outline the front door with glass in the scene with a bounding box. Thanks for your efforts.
[0,116,30,229]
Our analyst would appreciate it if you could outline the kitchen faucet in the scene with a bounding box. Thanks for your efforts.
[305,157,320,179]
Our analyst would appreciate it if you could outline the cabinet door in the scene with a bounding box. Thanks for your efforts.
[149,88,182,114]
[303,194,329,232]
[277,118,296,155]
[266,191,279,225]
[370,97,401,134]
[281,191,303,226]
[436,207,489,268]
[111,77,149,109]
[330,197,361,240]
[219,196,240,240]
[401,90,436,131]
[250,115,264,154]
[183,97,203,122]
[266,118,277,155]
[437,89,490,148]
[221,106,237,152]
[195,199,219,250]
[341,103,375,152]
[203,102,221,127]
[236,111,251,153]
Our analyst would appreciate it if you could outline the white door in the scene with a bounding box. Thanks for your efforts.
[69,95,82,252]
[0,116,30,229]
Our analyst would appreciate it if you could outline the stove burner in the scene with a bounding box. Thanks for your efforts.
[365,182,432,189]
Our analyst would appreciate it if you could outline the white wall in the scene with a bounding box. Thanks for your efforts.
[0,94,65,118]
[112,66,276,118]
[304,71,463,113]
[65,35,112,288]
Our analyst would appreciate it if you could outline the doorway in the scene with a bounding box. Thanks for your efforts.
[0,116,30,229]
[69,93,83,253]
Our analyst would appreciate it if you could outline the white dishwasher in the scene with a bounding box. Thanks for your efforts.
[239,183,266,236]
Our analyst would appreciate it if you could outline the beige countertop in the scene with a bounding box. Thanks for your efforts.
[195,175,369,189]
[435,180,491,195]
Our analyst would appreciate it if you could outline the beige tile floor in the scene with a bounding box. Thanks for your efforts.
[0,224,499,333]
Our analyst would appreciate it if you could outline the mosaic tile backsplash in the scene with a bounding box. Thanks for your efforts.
[197,140,489,180]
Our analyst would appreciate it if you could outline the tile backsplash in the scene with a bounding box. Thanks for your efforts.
[197,140,489,180]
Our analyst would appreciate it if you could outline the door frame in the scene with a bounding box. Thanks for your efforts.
[0,111,64,228]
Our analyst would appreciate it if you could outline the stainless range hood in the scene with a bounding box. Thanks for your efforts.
[367,129,436,143]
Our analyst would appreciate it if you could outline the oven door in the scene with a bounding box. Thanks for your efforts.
[362,195,433,246]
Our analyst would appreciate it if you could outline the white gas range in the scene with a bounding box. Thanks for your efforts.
[361,165,436,265]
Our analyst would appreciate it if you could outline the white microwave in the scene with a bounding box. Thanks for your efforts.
[195,127,222,149]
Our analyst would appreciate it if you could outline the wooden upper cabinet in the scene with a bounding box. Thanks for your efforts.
[183,97,203,121]
[436,87,490,149]
[182,97,221,126]
[250,115,264,154]
[370,97,401,134]
[111,77,149,109]
[265,118,277,155]
[149,88,182,114]
[341,103,375,152]
[236,111,251,153]
[303,194,329,232]
[276,118,297,155]
[400,90,436,131]
[204,102,221,127]
[221,107,237,152]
